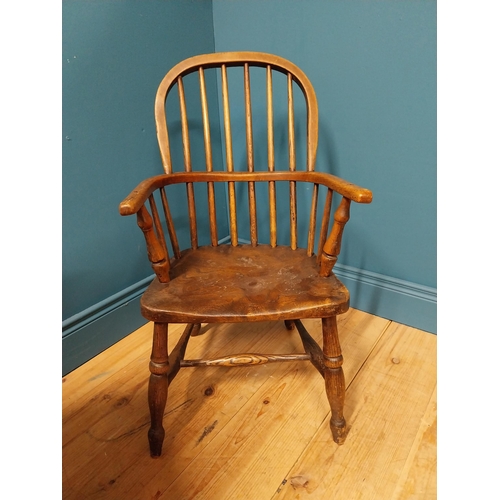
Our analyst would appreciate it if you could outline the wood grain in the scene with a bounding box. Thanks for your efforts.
[390,386,437,500]
[140,245,350,324]
[63,319,317,498]
[62,310,436,500]
[102,51,435,500]
[141,311,389,500]
[274,322,437,500]
[153,51,319,173]
[119,171,372,217]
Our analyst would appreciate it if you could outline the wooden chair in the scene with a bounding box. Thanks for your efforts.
[119,52,372,457]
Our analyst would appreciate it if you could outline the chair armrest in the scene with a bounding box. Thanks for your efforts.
[119,174,170,215]
[119,171,372,216]
[310,172,372,203]
[119,170,371,280]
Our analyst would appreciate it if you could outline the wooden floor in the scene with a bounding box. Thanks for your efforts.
[62,308,436,499]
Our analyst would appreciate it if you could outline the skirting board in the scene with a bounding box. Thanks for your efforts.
[333,263,436,335]
[62,276,153,376]
[62,263,436,376]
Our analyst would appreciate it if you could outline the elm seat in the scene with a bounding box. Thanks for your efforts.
[119,51,372,458]
[141,244,350,324]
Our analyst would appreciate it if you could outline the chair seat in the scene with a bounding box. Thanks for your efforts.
[140,244,350,323]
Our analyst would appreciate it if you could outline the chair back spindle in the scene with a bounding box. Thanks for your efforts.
[317,188,333,264]
[148,194,168,258]
[221,64,239,246]
[244,63,258,246]
[145,52,362,268]
[287,73,298,250]
[178,76,191,173]
[159,187,181,259]
[177,76,198,249]
[198,68,218,246]
[307,183,319,257]
[266,65,277,247]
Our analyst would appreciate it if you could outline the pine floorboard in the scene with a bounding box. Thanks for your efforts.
[62,308,436,499]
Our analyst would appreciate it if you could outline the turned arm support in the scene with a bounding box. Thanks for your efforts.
[314,172,371,277]
[319,196,351,277]
[136,205,170,282]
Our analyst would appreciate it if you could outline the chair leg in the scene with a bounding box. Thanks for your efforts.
[322,316,347,445]
[284,320,295,330]
[148,322,169,458]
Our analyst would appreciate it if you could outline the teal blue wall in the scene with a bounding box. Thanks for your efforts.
[62,0,224,374]
[213,0,436,329]
[213,0,436,287]
[63,0,221,320]
[63,0,436,375]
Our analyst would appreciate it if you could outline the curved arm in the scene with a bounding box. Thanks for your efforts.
[119,171,372,216]
[120,174,170,216]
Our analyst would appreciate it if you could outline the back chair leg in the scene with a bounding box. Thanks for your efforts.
[148,322,169,457]
[322,316,347,444]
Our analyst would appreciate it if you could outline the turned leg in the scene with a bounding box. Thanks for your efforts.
[322,316,347,444]
[148,322,169,458]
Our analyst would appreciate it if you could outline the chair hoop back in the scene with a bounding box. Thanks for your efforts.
[154,51,319,174]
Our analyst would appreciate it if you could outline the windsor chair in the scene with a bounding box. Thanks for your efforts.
[119,52,372,457]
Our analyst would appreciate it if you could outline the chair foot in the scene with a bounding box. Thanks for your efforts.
[148,371,168,458]
[330,417,347,445]
[148,426,165,458]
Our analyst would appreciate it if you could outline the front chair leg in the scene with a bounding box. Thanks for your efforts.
[148,322,169,457]
[322,316,347,445]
